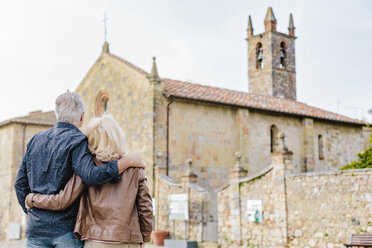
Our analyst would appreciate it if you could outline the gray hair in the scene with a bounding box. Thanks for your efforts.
[55,91,85,125]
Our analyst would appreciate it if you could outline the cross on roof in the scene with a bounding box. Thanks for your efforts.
[103,12,109,42]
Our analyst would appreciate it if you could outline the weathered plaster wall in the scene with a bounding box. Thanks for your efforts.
[362,126,372,149]
[0,125,15,241]
[0,123,52,241]
[168,101,238,189]
[247,111,304,174]
[313,121,364,171]
[76,53,154,194]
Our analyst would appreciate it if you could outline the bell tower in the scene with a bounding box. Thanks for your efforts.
[247,7,297,100]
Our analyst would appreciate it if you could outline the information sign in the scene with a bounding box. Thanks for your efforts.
[169,194,188,220]
[246,200,263,223]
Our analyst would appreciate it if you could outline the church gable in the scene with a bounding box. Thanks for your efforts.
[75,45,154,128]
[75,45,155,189]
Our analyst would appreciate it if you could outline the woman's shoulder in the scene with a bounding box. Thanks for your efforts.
[122,153,144,166]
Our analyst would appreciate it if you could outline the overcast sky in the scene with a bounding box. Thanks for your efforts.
[0,0,371,122]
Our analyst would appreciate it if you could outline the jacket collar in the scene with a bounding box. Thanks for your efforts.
[55,122,80,132]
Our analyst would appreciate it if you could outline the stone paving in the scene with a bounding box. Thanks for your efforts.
[0,240,167,248]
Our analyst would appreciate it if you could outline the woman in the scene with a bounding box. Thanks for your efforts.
[26,115,153,248]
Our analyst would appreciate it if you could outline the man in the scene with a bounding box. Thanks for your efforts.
[15,91,135,248]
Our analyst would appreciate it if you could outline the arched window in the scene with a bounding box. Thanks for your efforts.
[256,42,263,69]
[318,135,324,160]
[270,125,279,153]
[280,42,286,68]
[95,92,110,116]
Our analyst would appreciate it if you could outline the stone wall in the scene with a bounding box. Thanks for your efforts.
[286,169,372,247]
[0,125,15,241]
[76,53,155,194]
[362,126,372,149]
[167,99,366,181]
[0,122,53,241]
[218,145,372,248]
[313,121,366,171]
[218,152,288,247]
[248,30,296,100]
[247,111,304,174]
[168,100,238,188]
[155,167,206,242]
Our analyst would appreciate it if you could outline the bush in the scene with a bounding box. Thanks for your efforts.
[340,130,372,170]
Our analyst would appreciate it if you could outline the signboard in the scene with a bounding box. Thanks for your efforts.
[246,200,263,223]
[8,222,20,240]
[169,194,188,220]
[152,198,156,216]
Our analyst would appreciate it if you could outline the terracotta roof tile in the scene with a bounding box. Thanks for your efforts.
[162,79,362,125]
[106,52,362,125]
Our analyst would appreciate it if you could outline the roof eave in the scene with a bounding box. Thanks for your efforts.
[0,120,55,128]
[164,94,364,127]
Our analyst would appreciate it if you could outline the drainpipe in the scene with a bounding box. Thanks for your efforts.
[166,98,174,176]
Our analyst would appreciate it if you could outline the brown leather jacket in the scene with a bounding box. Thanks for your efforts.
[26,154,153,243]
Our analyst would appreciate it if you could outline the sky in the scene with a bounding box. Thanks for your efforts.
[0,0,371,122]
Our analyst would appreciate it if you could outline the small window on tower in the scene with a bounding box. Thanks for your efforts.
[256,42,263,69]
[280,42,286,68]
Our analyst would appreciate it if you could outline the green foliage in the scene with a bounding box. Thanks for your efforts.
[340,132,372,170]
[340,147,372,170]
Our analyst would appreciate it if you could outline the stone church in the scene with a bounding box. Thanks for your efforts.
[0,7,370,241]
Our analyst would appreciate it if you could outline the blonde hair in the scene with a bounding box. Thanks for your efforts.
[84,115,126,162]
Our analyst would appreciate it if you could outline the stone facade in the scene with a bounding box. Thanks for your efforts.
[168,101,238,185]
[218,152,289,247]
[75,49,155,194]
[286,169,372,247]
[0,7,370,244]
[218,138,372,248]
[155,161,207,242]
[247,8,296,100]
[0,112,55,240]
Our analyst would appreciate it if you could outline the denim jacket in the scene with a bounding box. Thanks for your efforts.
[14,122,119,239]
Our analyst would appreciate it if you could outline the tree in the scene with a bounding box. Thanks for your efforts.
[340,146,372,170]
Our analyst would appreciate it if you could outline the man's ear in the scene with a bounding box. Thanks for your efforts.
[80,112,84,122]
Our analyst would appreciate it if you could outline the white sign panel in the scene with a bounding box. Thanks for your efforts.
[169,194,188,220]
[8,222,21,240]
[246,200,263,223]
[152,198,156,216]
